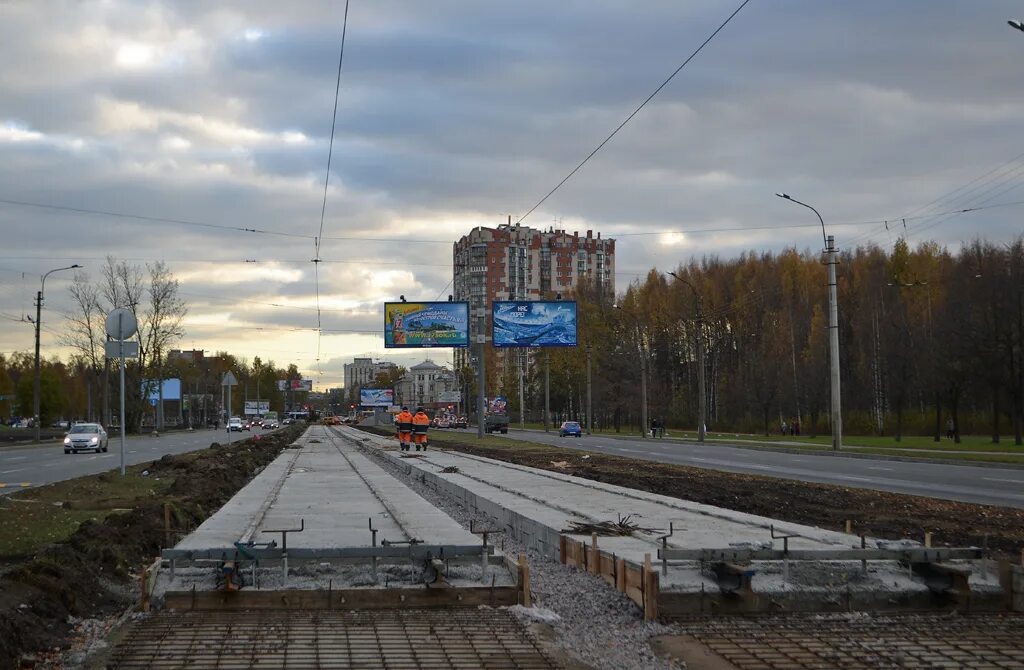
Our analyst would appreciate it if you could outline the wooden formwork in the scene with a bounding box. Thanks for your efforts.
[559,534,659,621]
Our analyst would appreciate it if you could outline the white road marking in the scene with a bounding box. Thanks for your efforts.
[867,466,894,472]
[1,468,26,474]
[4,456,27,461]
[984,477,1024,485]
[836,475,873,482]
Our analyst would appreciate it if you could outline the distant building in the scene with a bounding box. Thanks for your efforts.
[343,358,397,394]
[395,360,458,409]
[168,349,205,364]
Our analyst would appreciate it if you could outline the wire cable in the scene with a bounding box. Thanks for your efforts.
[516,0,752,224]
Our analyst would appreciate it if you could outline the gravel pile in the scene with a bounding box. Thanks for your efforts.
[360,442,682,670]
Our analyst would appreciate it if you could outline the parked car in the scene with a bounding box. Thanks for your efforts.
[227,417,244,431]
[64,423,108,453]
[559,421,583,438]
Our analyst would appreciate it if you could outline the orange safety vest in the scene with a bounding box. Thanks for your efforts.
[412,412,430,434]
[396,411,413,432]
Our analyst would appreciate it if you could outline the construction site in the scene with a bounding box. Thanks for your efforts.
[66,423,1020,670]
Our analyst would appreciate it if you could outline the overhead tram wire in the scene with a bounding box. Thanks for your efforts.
[515,0,752,225]
[312,0,351,374]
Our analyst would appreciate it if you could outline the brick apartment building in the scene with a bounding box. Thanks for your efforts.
[452,223,615,372]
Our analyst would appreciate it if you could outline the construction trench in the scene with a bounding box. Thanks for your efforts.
[107,425,1024,669]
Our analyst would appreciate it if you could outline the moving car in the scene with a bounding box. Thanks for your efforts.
[559,421,583,438]
[227,417,245,431]
[262,419,279,429]
[451,416,468,429]
[64,423,108,453]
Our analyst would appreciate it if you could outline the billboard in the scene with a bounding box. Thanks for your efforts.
[277,379,313,392]
[360,388,394,407]
[384,302,469,348]
[244,401,270,415]
[492,301,578,347]
[142,378,182,402]
[438,391,461,403]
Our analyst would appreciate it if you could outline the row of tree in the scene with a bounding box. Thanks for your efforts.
[483,237,1023,444]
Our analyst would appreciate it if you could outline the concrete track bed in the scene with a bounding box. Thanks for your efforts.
[153,427,524,611]
[339,426,1011,619]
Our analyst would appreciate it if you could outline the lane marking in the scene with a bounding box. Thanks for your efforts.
[0,468,26,474]
[867,466,894,472]
[3,456,28,461]
[984,477,1024,485]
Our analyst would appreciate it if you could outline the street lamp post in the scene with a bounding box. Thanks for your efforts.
[667,272,706,442]
[1009,19,1024,32]
[33,264,81,442]
[614,304,648,439]
[776,192,842,450]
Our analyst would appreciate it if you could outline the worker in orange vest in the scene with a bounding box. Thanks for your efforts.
[412,407,430,451]
[396,406,413,452]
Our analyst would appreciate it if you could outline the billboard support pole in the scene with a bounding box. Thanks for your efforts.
[477,341,486,439]
[544,351,550,433]
[519,350,526,431]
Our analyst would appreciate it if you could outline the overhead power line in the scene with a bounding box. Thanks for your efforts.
[516,0,753,224]
[0,197,312,240]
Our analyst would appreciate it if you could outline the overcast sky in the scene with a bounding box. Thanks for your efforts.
[2,1,1023,388]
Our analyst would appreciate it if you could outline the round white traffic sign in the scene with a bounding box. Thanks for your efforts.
[105,308,138,341]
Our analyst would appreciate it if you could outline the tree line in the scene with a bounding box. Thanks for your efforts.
[490,237,1023,444]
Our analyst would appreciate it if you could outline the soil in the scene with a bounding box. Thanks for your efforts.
[0,426,304,669]
[358,427,1024,561]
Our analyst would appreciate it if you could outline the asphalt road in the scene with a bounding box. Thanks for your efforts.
[491,429,1024,509]
[0,428,270,494]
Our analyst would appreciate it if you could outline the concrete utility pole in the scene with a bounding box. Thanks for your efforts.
[519,350,526,430]
[614,305,648,438]
[33,264,80,442]
[585,344,593,434]
[776,193,842,450]
[544,351,550,432]
[476,340,486,439]
[668,272,707,442]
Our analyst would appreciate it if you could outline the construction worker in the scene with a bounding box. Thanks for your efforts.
[412,407,430,451]
[396,406,413,452]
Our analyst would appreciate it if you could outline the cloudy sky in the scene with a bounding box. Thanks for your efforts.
[2,1,1023,388]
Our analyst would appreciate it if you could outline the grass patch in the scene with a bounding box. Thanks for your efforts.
[0,463,176,559]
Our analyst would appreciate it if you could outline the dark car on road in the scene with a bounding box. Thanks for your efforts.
[559,421,583,438]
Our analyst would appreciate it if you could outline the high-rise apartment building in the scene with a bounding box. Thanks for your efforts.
[452,223,615,370]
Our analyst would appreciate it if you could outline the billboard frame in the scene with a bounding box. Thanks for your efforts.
[491,300,579,348]
[384,301,470,349]
[360,388,394,407]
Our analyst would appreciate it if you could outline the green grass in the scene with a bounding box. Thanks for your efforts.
[0,462,174,559]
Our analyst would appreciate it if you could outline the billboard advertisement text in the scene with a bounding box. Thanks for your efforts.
[492,301,578,347]
[384,302,469,348]
[360,388,394,407]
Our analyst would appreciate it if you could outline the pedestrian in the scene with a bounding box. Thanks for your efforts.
[396,406,413,452]
[793,418,801,436]
[780,419,788,436]
[413,407,430,451]
[650,418,658,438]
[946,418,955,440]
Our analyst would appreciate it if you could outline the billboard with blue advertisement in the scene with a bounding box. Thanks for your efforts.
[142,378,181,403]
[384,302,469,348]
[492,301,578,347]
[360,388,394,407]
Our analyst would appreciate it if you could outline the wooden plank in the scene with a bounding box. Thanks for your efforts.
[559,535,567,565]
[643,556,659,622]
[519,554,531,608]
[616,557,626,593]
[590,533,599,575]
[624,585,644,607]
[163,586,520,611]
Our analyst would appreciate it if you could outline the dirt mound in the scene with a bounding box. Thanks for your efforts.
[0,426,304,668]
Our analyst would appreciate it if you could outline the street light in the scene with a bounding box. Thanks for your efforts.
[667,271,706,442]
[33,264,81,441]
[1009,19,1024,32]
[776,191,842,450]
[613,303,648,439]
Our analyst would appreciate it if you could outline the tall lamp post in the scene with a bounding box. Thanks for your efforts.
[776,192,842,450]
[1009,19,1024,32]
[667,272,706,442]
[33,264,81,442]
[614,304,648,439]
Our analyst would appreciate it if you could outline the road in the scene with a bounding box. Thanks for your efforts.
[0,428,268,494]
[489,429,1024,509]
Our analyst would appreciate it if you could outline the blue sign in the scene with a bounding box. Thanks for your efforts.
[492,301,578,347]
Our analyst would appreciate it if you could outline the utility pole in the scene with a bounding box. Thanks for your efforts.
[776,193,842,450]
[544,351,550,432]
[518,350,526,430]
[639,338,648,439]
[695,302,706,442]
[585,344,593,434]
[826,234,843,450]
[33,264,80,442]
[476,340,486,439]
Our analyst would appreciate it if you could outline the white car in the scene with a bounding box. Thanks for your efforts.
[227,417,245,432]
[64,423,109,453]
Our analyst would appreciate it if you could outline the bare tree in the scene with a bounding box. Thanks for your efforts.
[142,261,187,430]
[61,271,105,421]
